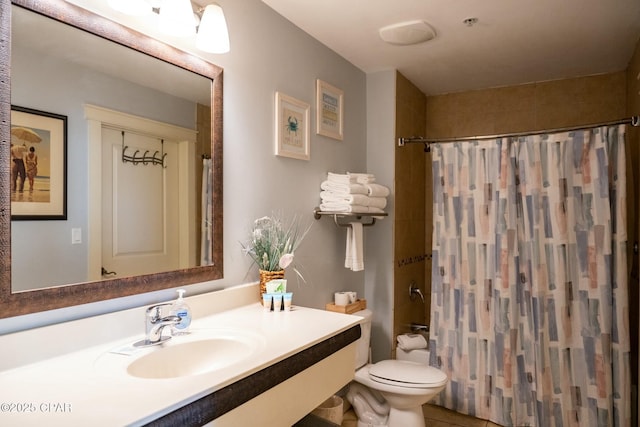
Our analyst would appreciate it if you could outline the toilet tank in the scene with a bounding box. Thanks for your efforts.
[352,309,372,369]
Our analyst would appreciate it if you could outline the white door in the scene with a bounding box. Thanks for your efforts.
[101,127,180,278]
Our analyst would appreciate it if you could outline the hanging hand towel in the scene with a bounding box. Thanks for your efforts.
[345,222,364,271]
[396,333,428,351]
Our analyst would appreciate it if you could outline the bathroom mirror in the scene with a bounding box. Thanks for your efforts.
[0,0,223,318]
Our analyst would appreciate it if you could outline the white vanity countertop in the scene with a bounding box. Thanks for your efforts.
[0,303,361,426]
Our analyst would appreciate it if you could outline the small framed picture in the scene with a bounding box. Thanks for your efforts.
[316,79,343,141]
[275,91,310,161]
[10,106,67,220]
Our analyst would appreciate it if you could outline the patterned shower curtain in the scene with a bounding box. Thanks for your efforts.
[429,125,630,427]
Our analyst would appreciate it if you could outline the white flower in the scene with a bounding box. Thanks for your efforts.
[279,253,294,269]
[254,216,271,227]
[253,228,262,239]
[240,212,311,273]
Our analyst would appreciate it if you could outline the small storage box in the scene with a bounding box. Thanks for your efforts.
[325,299,367,314]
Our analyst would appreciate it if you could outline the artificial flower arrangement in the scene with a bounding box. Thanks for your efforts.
[241,213,311,287]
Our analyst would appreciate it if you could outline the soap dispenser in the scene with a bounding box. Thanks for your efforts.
[170,289,192,335]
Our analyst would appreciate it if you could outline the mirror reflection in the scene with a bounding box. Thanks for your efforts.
[10,5,213,292]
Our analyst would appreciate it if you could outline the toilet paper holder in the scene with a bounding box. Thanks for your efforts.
[410,323,429,333]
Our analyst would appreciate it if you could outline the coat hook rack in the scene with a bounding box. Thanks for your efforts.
[120,131,167,167]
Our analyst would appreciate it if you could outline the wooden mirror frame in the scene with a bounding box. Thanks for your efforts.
[0,0,223,319]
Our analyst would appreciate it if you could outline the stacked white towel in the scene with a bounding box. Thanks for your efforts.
[319,172,390,213]
[365,183,390,198]
[348,172,376,184]
[320,172,390,272]
[320,180,368,195]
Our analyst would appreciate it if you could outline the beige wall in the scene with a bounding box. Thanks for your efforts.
[393,72,428,353]
[426,72,626,139]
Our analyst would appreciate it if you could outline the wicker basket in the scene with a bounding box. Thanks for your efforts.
[259,269,285,297]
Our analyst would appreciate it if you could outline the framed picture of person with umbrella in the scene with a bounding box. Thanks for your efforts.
[10,106,67,220]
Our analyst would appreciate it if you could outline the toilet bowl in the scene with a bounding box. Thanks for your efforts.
[347,310,448,427]
[396,347,429,364]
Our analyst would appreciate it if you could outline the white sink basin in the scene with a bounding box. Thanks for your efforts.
[128,337,253,379]
[96,328,265,380]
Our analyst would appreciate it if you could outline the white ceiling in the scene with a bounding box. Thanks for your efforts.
[12,3,212,106]
[261,0,640,95]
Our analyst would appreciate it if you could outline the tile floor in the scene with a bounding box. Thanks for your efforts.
[341,403,502,427]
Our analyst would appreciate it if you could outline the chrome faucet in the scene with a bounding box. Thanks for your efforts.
[134,303,181,347]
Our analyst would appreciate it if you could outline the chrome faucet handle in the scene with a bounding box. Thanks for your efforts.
[409,281,425,303]
[134,303,181,348]
[146,303,172,323]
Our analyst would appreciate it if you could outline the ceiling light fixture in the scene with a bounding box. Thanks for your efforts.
[196,4,230,54]
[158,0,197,37]
[108,0,230,53]
[379,20,436,46]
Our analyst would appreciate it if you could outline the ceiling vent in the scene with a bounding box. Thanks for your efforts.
[379,20,436,46]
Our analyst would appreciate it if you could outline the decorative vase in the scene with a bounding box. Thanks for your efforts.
[259,269,285,297]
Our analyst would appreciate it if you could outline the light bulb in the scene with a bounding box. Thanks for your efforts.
[159,0,197,37]
[196,4,230,53]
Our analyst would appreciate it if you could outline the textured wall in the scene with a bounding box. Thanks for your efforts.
[426,73,626,139]
[394,72,428,354]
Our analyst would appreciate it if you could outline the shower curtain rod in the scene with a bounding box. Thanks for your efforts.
[397,115,640,149]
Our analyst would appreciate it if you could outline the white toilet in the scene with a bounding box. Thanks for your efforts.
[348,310,448,427]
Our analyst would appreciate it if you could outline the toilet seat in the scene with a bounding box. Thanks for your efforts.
[369,360,447,389]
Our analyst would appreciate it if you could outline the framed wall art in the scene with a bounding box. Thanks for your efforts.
[316,79,343,141]
[10,106,67,220]
[275,91,310,160]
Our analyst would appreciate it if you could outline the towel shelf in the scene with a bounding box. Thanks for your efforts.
[313,207,387,227]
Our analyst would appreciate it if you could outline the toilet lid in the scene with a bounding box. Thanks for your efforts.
[369,360,447,388]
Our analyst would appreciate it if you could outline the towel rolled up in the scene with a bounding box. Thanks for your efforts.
[366,183,390,197]
[396,333,427,351]
[368,197,387,209]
